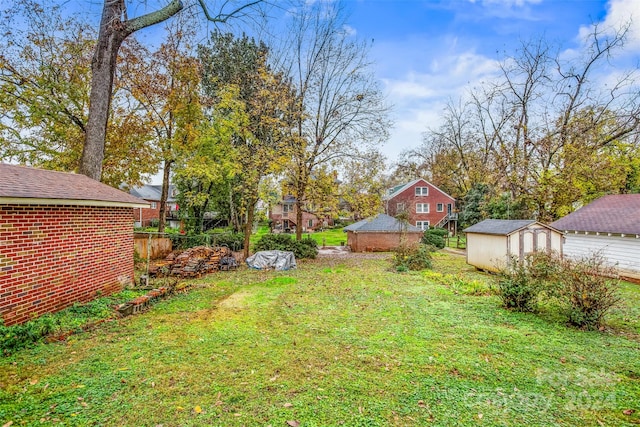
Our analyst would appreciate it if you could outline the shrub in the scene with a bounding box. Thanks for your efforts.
[392,243,433,271]
[253,233,318,259]
[421,228,447,249]
[498,253,548,312]
[209,232,244,251]
[554,254,621,330]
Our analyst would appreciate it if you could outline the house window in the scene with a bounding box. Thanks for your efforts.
[416,203,429,213]
[397,202,405,212]
[283,204,293,213]
[150,202,157,209]
[416,221,429,230]
[436,203,444,212]
[308,219,313,228]
[415,187,429,196]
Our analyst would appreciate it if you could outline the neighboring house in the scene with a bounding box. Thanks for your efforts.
[343,213,424,252]
[269,195,329,233]
[129,184,179,228]
[464,219,563,272]
[0,164,148,325]
[551,194,640,281]
[384,178,457,232]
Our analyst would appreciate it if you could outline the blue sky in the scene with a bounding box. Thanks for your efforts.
[339,0,640,164]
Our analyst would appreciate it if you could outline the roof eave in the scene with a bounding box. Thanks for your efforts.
[0,197,150,209]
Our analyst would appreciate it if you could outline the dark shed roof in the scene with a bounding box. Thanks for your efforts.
[464,219,538,236]
[550,194,640,235]
[344,213,423,233]
[0,163,148,207]
[129,184,176,202]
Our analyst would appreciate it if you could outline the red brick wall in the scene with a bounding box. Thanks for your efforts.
[0,204,135,325]
[347,231,423,252]
[386,180,455,228]
[134,202,160,227]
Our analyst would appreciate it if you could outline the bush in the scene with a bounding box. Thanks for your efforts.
[253,233,318,259]
[554,254,621,330]
[498,257,542,312]
[498,251,621,329]
[392,243,434,271]
[421,228,447,249]
[209,232,244,251]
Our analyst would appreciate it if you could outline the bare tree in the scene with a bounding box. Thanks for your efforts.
[279,0,391,239]
[418,22,640,221]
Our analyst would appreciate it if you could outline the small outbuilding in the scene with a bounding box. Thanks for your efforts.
[0,164,148,325]
[551,194,640,281]
[343,213,424,252]
[464,219,563,272]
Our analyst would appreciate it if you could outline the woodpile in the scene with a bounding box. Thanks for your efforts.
[148,246,236,278]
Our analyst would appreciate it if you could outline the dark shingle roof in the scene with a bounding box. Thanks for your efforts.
[344,213,423,233]
[0,163,148,207]
[129,184,176,202]
[550,194,640,234]
[463,219,537,235]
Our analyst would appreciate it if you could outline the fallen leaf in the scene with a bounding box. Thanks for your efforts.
[478,413,483,419]
[417,400,427,408]
[283,403,293,408]
[194,406,203,414]
[29,379,38,385]
[3,422,14,427]
[286,421,300,427]
[623,409,635,415]
[560,357,566,364]
[176,406,184,411]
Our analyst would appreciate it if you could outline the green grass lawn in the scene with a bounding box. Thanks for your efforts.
[1,253,639,426]
[250,226,347,247]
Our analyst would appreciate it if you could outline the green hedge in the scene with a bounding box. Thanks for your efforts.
[253,234,318,259]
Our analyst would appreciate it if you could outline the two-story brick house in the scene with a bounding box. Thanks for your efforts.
[384,178,457,232]
[129,184,179,227]
[269,195,330,233]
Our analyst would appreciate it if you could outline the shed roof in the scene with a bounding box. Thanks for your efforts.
[0,163,149,207]
[344,213,423,233]
[129,184,176,202]
[464,219,540,236]
[550,194,640,235]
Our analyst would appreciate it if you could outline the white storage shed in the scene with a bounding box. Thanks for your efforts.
[464,219,563,272]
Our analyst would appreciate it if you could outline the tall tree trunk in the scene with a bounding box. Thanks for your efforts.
[295,198,303,241]
[79,0,183,181]
[158,159,173,232]
[243,200,256,259]
[79,0,127,180]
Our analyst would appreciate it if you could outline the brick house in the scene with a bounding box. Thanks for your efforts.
[269,195,328,233]
[0,164,148,325]
[384,178,457,232]
[344,213,423,252]
[129,184,178,227]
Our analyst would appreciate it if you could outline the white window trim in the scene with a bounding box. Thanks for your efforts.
[397,202,405,211]
[416,221,430,230]
[416,203,429,213]
[436,203,444,212]
[415,187,429,196]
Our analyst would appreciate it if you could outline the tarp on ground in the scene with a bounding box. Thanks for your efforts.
[246,250,297,271]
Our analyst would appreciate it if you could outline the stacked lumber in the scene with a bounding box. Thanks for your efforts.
[149,246,234,278]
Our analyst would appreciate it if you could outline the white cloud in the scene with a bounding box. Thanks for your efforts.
[578,0,640,52]
[378,48,502,161]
